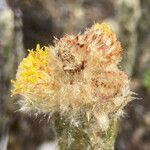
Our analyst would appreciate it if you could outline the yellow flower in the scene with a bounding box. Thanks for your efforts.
[11,44,51,95]
[93,23,112,36]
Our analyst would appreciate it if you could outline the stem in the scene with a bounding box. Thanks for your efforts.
[53,112,117,150]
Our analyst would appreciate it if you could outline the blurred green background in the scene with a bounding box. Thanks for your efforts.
[0,0,150,150]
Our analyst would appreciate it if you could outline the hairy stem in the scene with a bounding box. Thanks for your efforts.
[53,112,117,150]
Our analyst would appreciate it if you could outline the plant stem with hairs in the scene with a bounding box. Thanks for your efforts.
[53,112,117,150]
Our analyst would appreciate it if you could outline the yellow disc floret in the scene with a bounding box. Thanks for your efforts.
[11,44,49,95]
[93,23,112,36]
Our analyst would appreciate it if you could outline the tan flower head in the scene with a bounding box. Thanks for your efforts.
[11,23,131,121]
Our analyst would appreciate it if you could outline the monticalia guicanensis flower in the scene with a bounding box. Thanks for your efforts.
[12,23,130,118]
[11,23,131,135]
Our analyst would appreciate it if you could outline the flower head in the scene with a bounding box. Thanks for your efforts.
[11,23,131,123]
[12,45,49,94]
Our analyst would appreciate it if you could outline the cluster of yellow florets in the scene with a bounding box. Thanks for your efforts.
[11,23,131,123]
[93,23,111,36]
[12,45,49,93]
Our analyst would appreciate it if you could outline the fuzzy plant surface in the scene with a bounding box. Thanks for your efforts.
[11,23,132,150]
